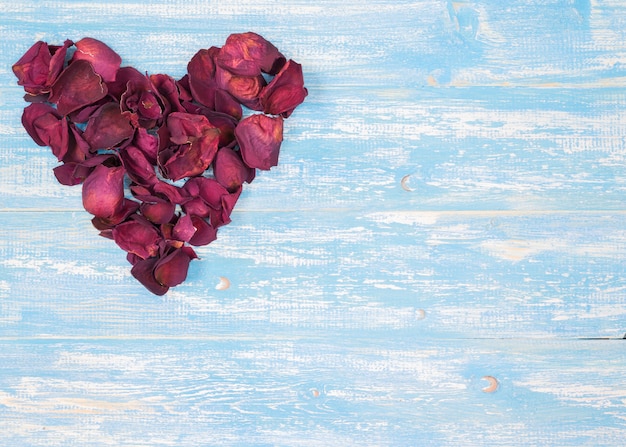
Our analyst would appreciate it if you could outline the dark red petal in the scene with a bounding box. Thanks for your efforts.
[172,213,196,242]
[49,60,108,116]
[119,145,158,186]
[187,47,219,108]
[91,198,140,230]
[217,32,286,76]
[12,41,53,95]
[154,248,193,288]
[166,112,215,145]
[71,37,122,83]
[82,164,125,218]
[140,201,175,224]
[260,59,307,117]
[213,147,254,192]
[21,102,60,146]
[131,257,169,295]
[83,102,134,149]
[188,216,218,246]
[215,66,265,110]
[235,114,283,170]
[47,40,73,88]
[112,219,161,259]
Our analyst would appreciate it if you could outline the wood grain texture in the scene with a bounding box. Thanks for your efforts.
[1,0,625,445]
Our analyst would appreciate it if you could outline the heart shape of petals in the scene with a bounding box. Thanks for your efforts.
[13,33,307,295]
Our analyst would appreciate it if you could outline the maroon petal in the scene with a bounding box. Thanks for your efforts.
[12,40,72,95]
[112,218,161,259]
[235,113,283,170]
[91,198,140,230]
[172,213,196,242]
[188,216,218,246]
[260,59,307,117]
[215,66,265,110]
[83,102,134,149]
[217,32,286,76]
[140,201,175,224]
[154,248,193,288]
[82,164,125,218]
[71,37,122,83]
[49,60,108,116]
[166,112,215,145]
[119,145,157,186]
[21,103,69,160]
[131,257,169,295]
[213,146,255,192]
[132,128,159,163]
[187,47,219,107]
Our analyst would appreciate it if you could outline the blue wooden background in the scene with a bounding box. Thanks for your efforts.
[1,0,625,445]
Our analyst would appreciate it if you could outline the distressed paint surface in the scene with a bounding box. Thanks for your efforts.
[0,0,625,445]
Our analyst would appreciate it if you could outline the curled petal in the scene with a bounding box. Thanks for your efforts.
[260,59,307,117]
[235,114,283,170]
[119,145,158,186]
[71,37,122,83]
[83,102,134,149]
[49,60,108,116]
[112,218,161,259]
[21,103,69,160]
[130,257,169,296]
[13,40,73,95]
[217,32,286,76]
[154,248,193,288]
[188,216,218,246]
[140,201,175,224]
[172,213,196,242]
[82,164,125,218]
[167,112,215,145]
[215,66,265,110]
[187,47,219,107]
[213,147,255,192]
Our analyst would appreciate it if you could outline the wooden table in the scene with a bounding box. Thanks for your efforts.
[1,1,625,445]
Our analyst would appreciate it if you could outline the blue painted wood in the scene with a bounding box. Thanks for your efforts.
[0,0,625,445]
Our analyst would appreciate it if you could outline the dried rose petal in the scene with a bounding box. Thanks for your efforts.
[112,217,161,259]
[82,164,125,218]
[119,145,158,186]
[172,213,196,243]
[213,146,255,192]
[235,113,283,170]
[160,112,220,181]
[154,248,195,288]
[49,60,108,116]
[140,200,175,224]
[188,216,218,246]
[21,103,69,160]
[215,66,266,110]
[260,59,307,117]
[71,37,122,83]
[12,40,73,95]
[82,102,134,149]
[131,256,169,295]
[217,32,286,76]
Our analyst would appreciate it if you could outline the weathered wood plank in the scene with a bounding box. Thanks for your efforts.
[0,338,624,446]
[1,210,624,339]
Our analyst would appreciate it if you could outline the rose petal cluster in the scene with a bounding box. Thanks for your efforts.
[13,34,307,295]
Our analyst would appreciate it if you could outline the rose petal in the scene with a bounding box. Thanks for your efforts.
[21,103,69,160]
[154,248,193,288]
[131,256,169,295]
[119,145,158,186]
[172,213,196,242]
[71,37,122,83]
[235,113,283,170]
[49,60,108,116]
[112,217,161,259]
[82,164,125,218]
[215,66,265,110]
[213,146,255,192]
[217,32,286,76]
[188,215,218,246]
[83,102,134,149]
[140,201,175,224]
[260,59,308,117]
